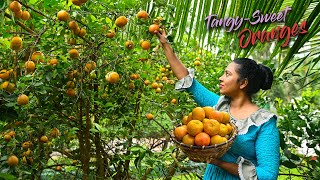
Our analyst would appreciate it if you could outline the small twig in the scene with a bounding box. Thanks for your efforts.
[278,173,308,177]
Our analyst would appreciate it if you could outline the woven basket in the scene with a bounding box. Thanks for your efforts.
[172,122,238,162]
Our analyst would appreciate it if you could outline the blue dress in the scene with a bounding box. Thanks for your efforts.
[176,71,280,180]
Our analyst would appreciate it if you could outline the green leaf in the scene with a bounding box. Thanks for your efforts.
[5,102,16,107]
[29,0,39,4]
[0,173,16,180]
[282,160,297,168]
[289,137,301,146]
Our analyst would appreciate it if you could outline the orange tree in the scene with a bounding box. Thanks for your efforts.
[0,0,229,179]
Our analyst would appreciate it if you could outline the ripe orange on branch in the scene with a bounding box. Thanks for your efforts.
[68,21,79,30]
[25,61,36,72]
[146,113,154,120]
[57,10,69,21]
[9,1,22,13]
[149,24,160,34]
[21,11,30,20]
[106,72,120,84]
[140,40,151,50]
[10,36,23,50]
[7,155,19,167]
[137,10,148,19]
[106,30,115,38]
[69,49,79,59]
[115,16,128,28]
[0,70,10,80]
[17,94,29,105]
[31,51,45,63]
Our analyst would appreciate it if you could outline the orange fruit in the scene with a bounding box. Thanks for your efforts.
[187,112,193,122]
[115,16,128,28]
[57,10,69,21]
[10,36,23,50]
[69,49,79,59]
[84,61,96,73]
[22,156,27,164]
[162,77,168,81]
[173,125,188,141]
[194,60,201,66]
[14,10,22,18]
[158,83,163,89]
[182,116,189,125]
[125,40,134,50]
[50,128,60,138]
[25,61,35,72]
[221,111,231,124]
[66,89,76,97]
[66,81,75,88]
[144,80,150,85]
[195,132,211,146]
[155,87,161,93]
[8,131,16,137]
[137,10,148,19]
[68,38,76,45]
[79,28,86,37]
[7,155,19,167]
[21,11,30,20]
[56,166,62,171]
[218,124,229,137]
[72,0,83,6]
[140,40,151,50]
[9,1,21,13]
[1,81,9,90]
[192,107,205,121]
[182,134,195,145]
[106,72,120,84]
[203,119,220,136]
[49,59,58,66]
[203,106,214,118]
[171,98,177,104]
[17,94,29,105]
[210,135,227,145]
[106,30,115,38]
[128,82,135,89]
[187,120,203,136]
[68,21,78,30]
[31,51,45,63]
[208,111,224,122]
[149,24,160,34]
[0,70,10,80]
[72,27,81,35]
[22,142,31,150]
[146,113,154,120]
[40,136,48,143]
[4,134,12,142]
[7,82,16,92]
[226,123,233,134]
[151,82,158,89]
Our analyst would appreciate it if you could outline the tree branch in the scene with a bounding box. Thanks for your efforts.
[4,13,36,34]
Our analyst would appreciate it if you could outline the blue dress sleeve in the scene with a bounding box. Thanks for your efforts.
[255,117,280,180]
[186,79,220,107]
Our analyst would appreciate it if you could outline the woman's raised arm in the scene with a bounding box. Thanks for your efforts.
[155,28,189,80]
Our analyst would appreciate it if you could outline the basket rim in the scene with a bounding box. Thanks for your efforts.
[172,121,238,149]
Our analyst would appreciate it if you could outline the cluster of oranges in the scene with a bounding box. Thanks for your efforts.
[173,107,234,146]
[9,1,30,21]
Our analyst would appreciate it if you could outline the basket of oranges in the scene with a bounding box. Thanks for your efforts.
[172,107,238,162]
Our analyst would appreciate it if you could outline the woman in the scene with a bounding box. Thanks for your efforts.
[156,29,280,180]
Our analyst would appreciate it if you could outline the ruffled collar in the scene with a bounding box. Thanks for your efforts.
[214,96,277,135]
